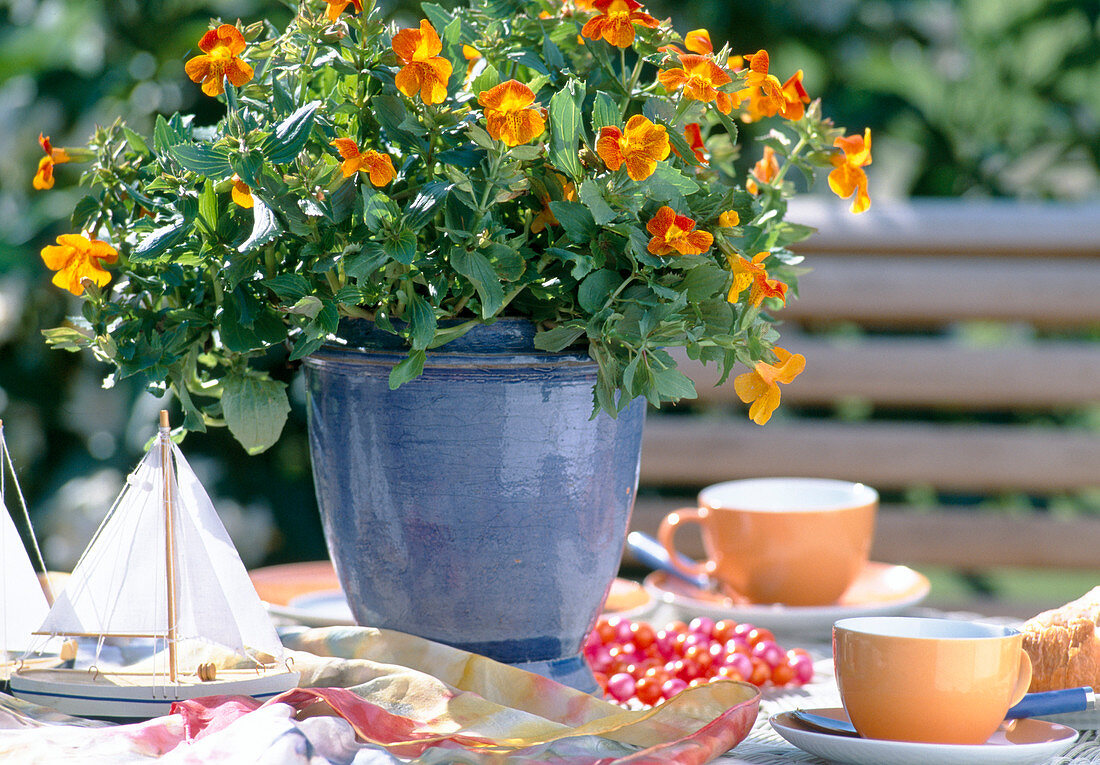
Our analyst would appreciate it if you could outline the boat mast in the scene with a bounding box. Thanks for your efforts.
[160,410,179,683]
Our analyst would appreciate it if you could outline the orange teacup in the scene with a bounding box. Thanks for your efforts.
[833,616,1033,744]
[657,477,877,605]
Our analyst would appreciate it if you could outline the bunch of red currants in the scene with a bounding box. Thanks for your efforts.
[584,615,815,706]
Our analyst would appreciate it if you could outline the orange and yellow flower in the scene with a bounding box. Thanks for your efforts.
[392,20,453,105]
[779,70,810,121]
[829,128,872,214]
[734,346,805,425]
[478,80,546,146]
[184,24,254,97]
[323,0,362,22]
[40,233,117,296]
[646,206,713,256]
[580,0,658,48]
[746,145,779,194]
[463,45,482,84]
[230,174,253,208]
[726,251,787,307]
[596,115,670,181]
[33,134,70,191]
[680,122,707,164]
[331,138,395,186]
[718,210,740,228]
[659,28,713,56]
[736,49,791,121]
[658,54,736,113]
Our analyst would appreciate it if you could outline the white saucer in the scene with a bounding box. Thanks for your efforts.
[267,589,356,627]
[644,562,930,637]
[770,708,1077,765]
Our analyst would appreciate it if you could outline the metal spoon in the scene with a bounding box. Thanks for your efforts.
[790,686,1096,737]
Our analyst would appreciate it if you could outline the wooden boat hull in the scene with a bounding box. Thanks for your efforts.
[9,667,299,721]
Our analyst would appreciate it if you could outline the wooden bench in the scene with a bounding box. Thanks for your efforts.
[630,198,1100,611]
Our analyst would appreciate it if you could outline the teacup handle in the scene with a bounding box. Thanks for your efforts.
[1011,649,1034,706]
[657,507,710,579]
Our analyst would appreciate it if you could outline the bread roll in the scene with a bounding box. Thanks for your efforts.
[1022,586,1100,692]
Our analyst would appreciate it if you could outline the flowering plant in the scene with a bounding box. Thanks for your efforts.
[38,0,870,454]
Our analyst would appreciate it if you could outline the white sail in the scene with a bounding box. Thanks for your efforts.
[37,432,283,661]
[1,494,50,655]
[0,427,51,655]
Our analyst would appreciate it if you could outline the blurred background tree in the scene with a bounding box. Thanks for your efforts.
[2,0,1097,568]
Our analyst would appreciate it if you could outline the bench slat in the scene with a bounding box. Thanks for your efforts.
[673,337,1100,408]
[640,418,1100,492]
[779,256,1100,326]
[630,497,1100,570]
[787,198,1100,256]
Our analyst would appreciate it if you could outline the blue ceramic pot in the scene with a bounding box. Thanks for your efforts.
[303,319,646,691]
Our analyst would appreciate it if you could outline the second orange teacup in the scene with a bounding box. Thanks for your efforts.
[833,616,1033,744]
[657,477,877,605]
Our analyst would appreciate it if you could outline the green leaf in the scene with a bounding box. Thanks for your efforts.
[239,199,280,252]
[592,93,619,132]
[168,143,234,178]
[231,151,264,187]
[404,182,452,230]
[470,63,500,96]
[388,349,426,388]
[451,249,504,317]
[263,101,320,164]
[123,126,149,154]
[654,367,698,400]
[406,293,437,350]
[548,80,584,180]
[264,273,310,303]
[645,162,701,202]
[198,180,218,233]
[484,242,524,280]
[542,34,566,72]
[577,179,616,225]
[345,242,389,280]
[132,219,189,260]
[153,114,185,153]
[713,107,739,144]
[534,323,586,352]
[221,374,290,455]
[383,229,417,265]
[71,195,101,230]
[578,268,620,313]
[548,201,596,243]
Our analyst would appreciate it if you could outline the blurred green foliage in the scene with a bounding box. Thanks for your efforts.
[2,0,1097,567]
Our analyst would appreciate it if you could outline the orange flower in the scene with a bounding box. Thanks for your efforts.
[580,0,658,48]
[734,346,805,425]
[596,115,670,181]
[646,206,713,256]
[478,80,546,146]
[726,251,787,307]
[392,20,454,105]
[323,0,362,21]
[736,49,790,121]
[230,174,253,208]
[184,24,254,97]
[463,45,482,84]
[40,233,117,296]
[779,70,810,121]
[685,122,706,163]
[829,128,872,214]
[659,28,713,56]
[658,54,736,113]
[330,138,395,186]
[33,134,70,190]
[718,210,740,228]
[746,145,779,194]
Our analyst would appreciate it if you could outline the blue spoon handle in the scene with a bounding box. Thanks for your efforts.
[625,531,711,589]
[1007,686,1094,719]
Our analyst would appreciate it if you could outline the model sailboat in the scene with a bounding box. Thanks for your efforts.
[11,411,298,719]
[0,420,59,685]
